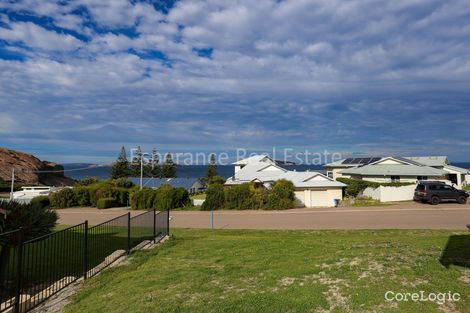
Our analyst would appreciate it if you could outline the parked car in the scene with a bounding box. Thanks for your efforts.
[414,181,469,205]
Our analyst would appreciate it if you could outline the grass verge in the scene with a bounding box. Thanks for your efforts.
[64,229,470,313]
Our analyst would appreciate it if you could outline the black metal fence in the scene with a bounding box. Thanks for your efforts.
[0,209,169,313]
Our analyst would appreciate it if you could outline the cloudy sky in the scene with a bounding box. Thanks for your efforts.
[0,0,469,163]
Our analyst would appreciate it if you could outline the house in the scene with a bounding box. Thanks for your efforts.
[226,155,346,207]
[130,178,207,193]
[326,156,469,188]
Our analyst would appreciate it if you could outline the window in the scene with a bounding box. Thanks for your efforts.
[417,176,428,181]
[327,171,333,178]
[391,176,400,183]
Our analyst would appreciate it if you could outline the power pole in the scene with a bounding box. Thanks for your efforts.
[10,168,15,201]
[140,152,143,190]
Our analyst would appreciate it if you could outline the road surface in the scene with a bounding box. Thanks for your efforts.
[57,202,470,230]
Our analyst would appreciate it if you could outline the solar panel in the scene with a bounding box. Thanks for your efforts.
[342,157,381,165]
[341,158,353,164]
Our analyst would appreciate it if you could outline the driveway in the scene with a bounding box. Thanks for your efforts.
[57,202,470,230]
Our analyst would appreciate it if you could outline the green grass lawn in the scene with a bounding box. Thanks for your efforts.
[64,229,470,313]
[190,193,206,200]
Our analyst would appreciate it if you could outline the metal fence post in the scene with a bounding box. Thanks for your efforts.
[166,208,170,236]
[127,212,131,254]
[153,209,156,243]
[14,228,23,313]
[84,221,88,280]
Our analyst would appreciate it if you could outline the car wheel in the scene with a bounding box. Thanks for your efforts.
[431,196,440,205]
[457,196,467,204]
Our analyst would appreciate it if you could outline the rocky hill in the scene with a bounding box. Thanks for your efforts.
[0,147,75,186]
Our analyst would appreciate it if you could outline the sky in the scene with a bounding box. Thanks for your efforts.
[0,0,469,163]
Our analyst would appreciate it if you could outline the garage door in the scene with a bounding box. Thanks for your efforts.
[309,190,329,207]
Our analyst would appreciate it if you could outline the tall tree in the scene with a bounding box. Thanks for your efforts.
[206,153,218,179]
[162,153,177,178]
[111,146,130,179]
[130,146,143,177]
[149,148,161,177]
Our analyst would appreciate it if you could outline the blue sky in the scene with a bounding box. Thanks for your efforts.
[0,0,469,163]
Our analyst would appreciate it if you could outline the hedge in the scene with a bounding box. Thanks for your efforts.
[203,179,295,211]
[201,184,225,211]
[49,185,132,209]
[129,185,190,210]
[337,177,415,197]
[266,179,296,210]
[97,198,116,209]
[30,195,51,209]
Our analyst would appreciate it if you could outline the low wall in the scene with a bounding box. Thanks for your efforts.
[363,185,416,202]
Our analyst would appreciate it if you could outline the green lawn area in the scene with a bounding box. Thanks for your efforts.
[64,229,470,313]
[190,193,206,200]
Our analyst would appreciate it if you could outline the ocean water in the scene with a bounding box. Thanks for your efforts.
[62,164,326,180]
[62,162,470,181]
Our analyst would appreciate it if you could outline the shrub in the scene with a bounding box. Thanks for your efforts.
[337,177,415,197]
[30,195,50,209]
[154,184,176,210]
[74,187,91,206]
[96,197,116,209]
[224,183,255,210]
[201,184,225,211]
[266,179,295,210]
[173,187,191,208]
[75,176,99,186]
[114,178,134,188]
[208,176,225,185]
[50,188,78,208]
[130,188,157,210]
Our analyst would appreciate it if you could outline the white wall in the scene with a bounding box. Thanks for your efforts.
[362,185,417,202]
[295,188,343,207]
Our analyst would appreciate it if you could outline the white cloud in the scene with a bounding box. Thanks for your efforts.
[0,0,469,160]
[0,22,82,51]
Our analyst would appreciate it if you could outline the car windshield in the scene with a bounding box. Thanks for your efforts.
[416,184,425,191]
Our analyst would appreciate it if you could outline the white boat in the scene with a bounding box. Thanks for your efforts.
[12,186,58,203]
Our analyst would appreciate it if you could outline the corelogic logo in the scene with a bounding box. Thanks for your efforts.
[385,291,461,305]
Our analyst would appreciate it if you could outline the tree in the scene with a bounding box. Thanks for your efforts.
[130,146,143,177]
[266,179,296,210]
[162,153,177,178]
[0,200,57,286]
[201,183,225,211]
[111,146,130,179]
[206,153,218,179]
[148,148,161,177]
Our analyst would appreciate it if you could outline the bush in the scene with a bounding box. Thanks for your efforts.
[96,197,116,209]
[74,187,91,206]
[50,188,78,208]
[173,187,191,208]
[129,185,190,210]
[337,177,414,197]
[154,184,176,210]
[114,178,134,188]
[75,176,99,186]
[201,184,225,211]
[30,195,50,209]
[266,179,295,210]
[224,183,255,210]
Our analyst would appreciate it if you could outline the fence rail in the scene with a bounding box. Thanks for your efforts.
[0,209,170,313]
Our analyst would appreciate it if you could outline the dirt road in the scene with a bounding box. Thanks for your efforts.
[57,202,470,230]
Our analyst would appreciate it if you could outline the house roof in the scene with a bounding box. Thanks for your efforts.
[129,177,205,189]
[406,156,448,167]
[232,155,276,165]
[443,165,470,174]
[226,162,345,188]
[339,163,448,176]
